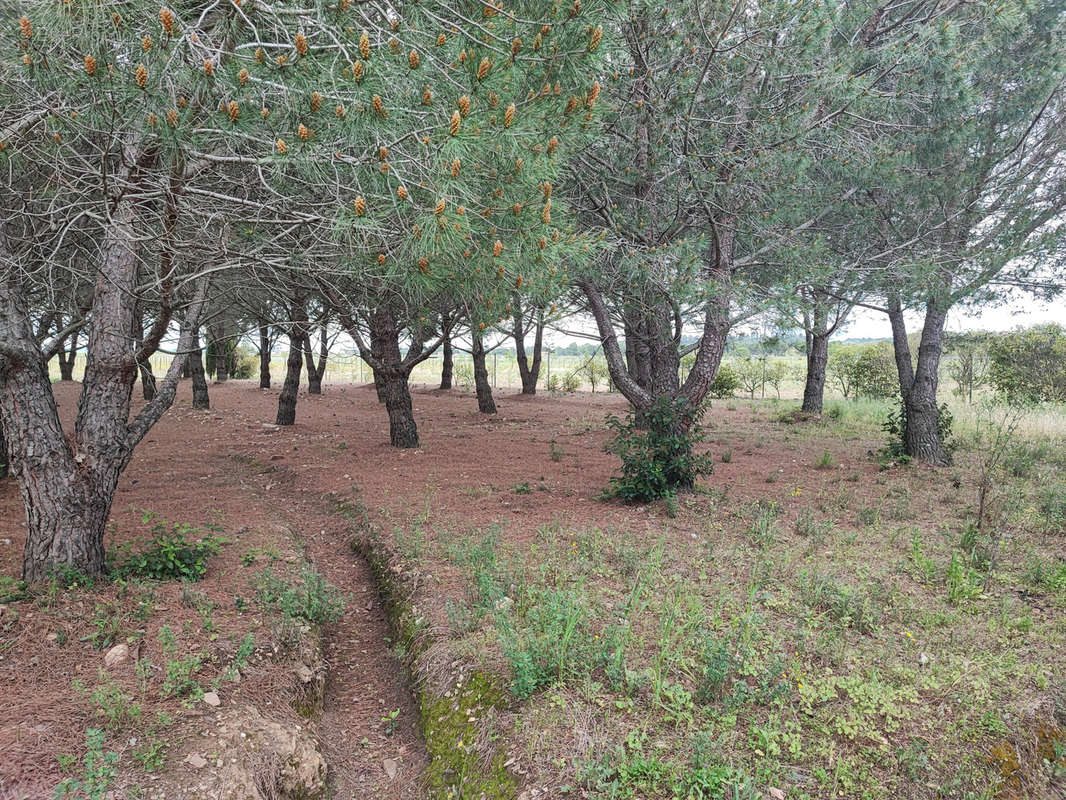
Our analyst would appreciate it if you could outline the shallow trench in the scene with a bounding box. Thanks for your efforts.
[238,462,429,799]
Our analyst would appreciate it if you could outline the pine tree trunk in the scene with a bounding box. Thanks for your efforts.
[58,331,77,381]
[303,334,322,395]
[801,331,829,414]
[368,309,420,446]
[2,185,204,582]
[276,336,303,425]
[189,330,210,410]
[258,322,271,389]
[472,333,497,414]
[0,418,8,479]
[887,295,952,465]
[440,332,454,390]
[514,306,544,395]
[383,369,419,447]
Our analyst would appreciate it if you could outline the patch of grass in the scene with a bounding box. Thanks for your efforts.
[801,572,880,634]
[815,449,836,469]
[254,566,346,624]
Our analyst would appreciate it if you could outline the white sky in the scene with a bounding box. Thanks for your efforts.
[841,296,1062,341]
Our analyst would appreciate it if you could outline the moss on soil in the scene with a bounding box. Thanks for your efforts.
[354,531,517,799]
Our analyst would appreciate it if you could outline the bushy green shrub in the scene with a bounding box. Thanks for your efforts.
[829,342,898,400]
[603,396,714,502]
[708,364,740,399]
[111,520,224,582]
[988,324,1066,401]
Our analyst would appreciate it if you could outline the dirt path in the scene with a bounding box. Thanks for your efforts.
[220,397,430,799]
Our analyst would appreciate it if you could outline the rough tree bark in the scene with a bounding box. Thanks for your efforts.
[370,311,420,446]
[801,329,830,414]
[0,185,204,581]
[258,321,272,389]
[439,329,454,390]
[887,294,952,465]
[472,332,497,414]
[302,321,328,395]
[189,327,210,410]
[58,330,77,381]
[0,419,8,479]
[276,300,307,426]
[134,308,157,401]
[275,334,303,426]
[513,302,544,395]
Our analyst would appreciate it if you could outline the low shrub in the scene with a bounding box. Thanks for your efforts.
[111,519,224,582]
[603,396,714,503]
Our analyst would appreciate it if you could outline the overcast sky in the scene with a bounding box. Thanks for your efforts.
[842,296,1061,341]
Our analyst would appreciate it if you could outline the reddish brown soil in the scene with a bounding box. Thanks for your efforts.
[0,378,896,799]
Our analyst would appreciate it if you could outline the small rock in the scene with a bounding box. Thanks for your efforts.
[104,643,129,667]
[918,651,930,666]
[203,692,221,707]
[294,664,314,684]
[184,754,208,769]
[383,758,398,779]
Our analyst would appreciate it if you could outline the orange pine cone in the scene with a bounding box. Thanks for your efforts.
[136,63,148,88]
[160,8,175,34]
[449,110,461,136]
[359,30,370,59]
[504,103,515,127]
[353,196,366,216]
[84,55,97,76]
[476,58,491,80]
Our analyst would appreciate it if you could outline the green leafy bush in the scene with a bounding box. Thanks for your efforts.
[112,520,224,582]
[708,364,740,399]
[987,324,1066,401]
[603,396,714,503]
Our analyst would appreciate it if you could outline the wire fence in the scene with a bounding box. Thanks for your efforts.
[47,350,620,393]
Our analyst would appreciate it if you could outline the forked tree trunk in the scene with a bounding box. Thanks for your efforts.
[58,330,77,381]
[440,331,454,390]
[1,186,203,582]
[887,294,952,465]
[472,333,497,414]
[514,304,544,395]
[801,330,830,414]
[189,329,210,410]
[581,238,733,422]
[623,313,652,392]
[302,325,328,395]
[276,337,303,425]
[370,310,420,447]
[258,322,271,389]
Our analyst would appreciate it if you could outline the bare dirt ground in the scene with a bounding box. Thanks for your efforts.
[2,379,1064,799]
